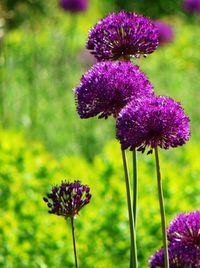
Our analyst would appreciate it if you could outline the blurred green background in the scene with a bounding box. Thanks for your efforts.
[0,0,200,267]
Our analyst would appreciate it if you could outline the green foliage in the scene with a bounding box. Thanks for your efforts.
[107,0,183,18]
[0,130,199,267]
[132,0,183,19]
[1,0,48,29]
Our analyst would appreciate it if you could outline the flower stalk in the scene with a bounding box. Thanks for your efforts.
[154,147,169,268]
[70,217,79,268]
[121,149,138,268]
[132,148,138,229]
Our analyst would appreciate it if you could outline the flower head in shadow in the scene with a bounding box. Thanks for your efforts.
[74,61,153,119]
[116,96,190,153]
[149,211,200,267]
[43,180,91,218]
[154,21,174,46]
[183,0,200,14]
[60,0,88,13]
[87,11,159,61]
[149,242,200,267]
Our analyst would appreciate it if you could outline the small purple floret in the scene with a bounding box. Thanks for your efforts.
[116,96,190,152]
[43,180,91,218]
[87,11,159,61]
[154,21,174,46]
[60,0,88,13]
[74,61,154,119]
[183,0,200,14]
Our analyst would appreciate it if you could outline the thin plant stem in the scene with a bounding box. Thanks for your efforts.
[132,148,138,229]
[70,217,79,268]
[154,147,169,268]
[0,31,5,126]
[121,149,138,268]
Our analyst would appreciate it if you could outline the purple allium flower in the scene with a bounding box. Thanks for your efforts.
[168,211,200,247]
[149,243,200,267]
[87,11,159,61]
[74,61,154,119]
[60,0,88,13]
[183,0,200,14]
[154,21,174,46]
[116,96,190,152]
[43,181,91,218]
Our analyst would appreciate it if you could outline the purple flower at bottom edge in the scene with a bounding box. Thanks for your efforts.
[87,11,159,61]
[149,243,200,267]
[74,61,153,119]
[43,180,91,218]
[183,0,200,14]
[154,21,174,46]
[168,211,200,247]
[116,96,190,153]
[60,0,88,13]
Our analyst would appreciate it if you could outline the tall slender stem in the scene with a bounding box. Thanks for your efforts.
[154,147,169,268]
[70,217,79,268]
[132,148,138,229]
[121,149,138,268]
[0,34,5,126]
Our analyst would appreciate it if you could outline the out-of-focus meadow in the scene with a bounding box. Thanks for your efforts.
[0,0,200,267]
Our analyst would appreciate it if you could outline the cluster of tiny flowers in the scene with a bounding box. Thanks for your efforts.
[183,0,200,14]
[116,96,190,153]
[87,11,159,61]
[59,0,88,13]
[74,61,153,119]
[154,21,174,46]
[149,211,200,267]
[43,181,91,218]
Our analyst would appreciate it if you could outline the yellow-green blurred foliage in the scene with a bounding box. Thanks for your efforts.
[0,130,199,267]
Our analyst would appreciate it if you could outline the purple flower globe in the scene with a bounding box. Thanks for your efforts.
[87,11,159,61]
[43,181,91,218]
[183,0,200,14]
[149,243,200,267]
[116,96,190,153]
[74,61,154,119]
[60,0,88,13]
[154,21,174,46]
[168,211,200,247]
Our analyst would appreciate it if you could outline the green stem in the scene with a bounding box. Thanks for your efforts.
[26,27,38,129]
[70,217,79,268]
[154,147,169,268]
[0,34,5,125]
[132,148,138,229]
[121,149,138,268]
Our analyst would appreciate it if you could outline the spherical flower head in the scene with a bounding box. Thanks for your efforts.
[116,96,190,153]
[59,0,88,13]
[183,0,200,14]
[168,211,200,247]
[154,21,174,46]
[43,180,91,218]
[149,243,200,267]
[87,11,159,61]
[74,61,154,119]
